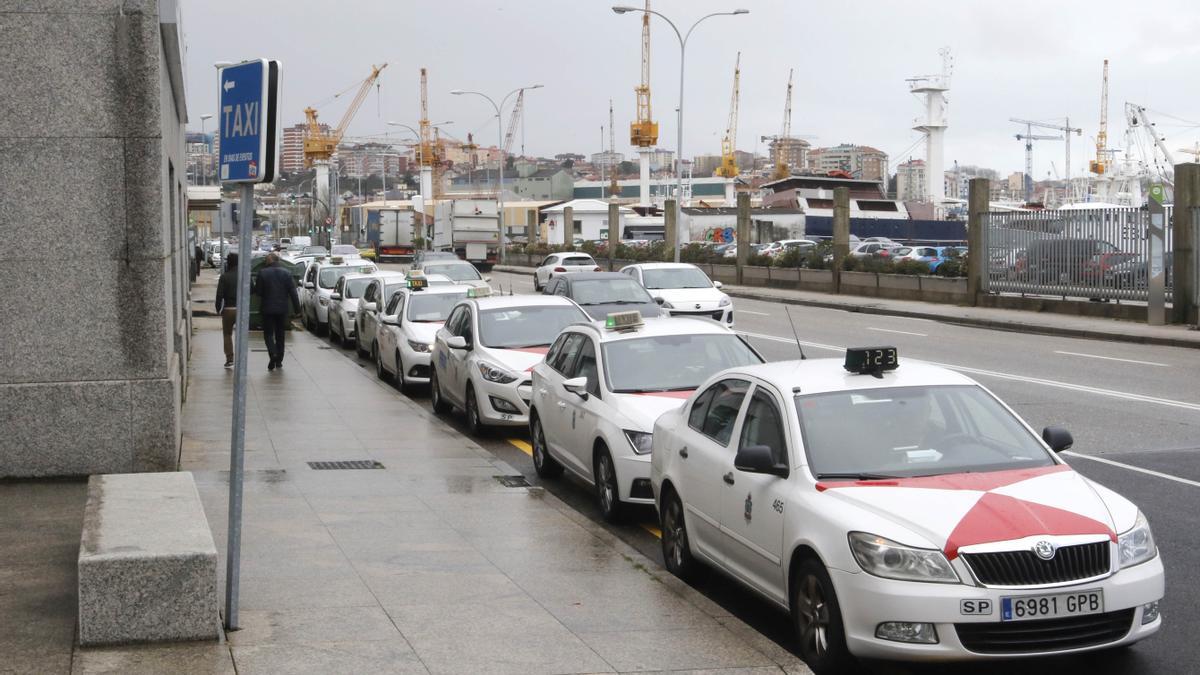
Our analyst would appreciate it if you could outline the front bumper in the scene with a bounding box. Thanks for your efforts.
[471,374,533,427]
[614,451,654,505]
[829,554,1164,661]
[399,341,434,384]
[667,306,734,326]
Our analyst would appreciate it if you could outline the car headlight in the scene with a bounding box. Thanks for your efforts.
[1119,512,1157,568]
[718,295,731,307]
[407,339,432,353]
[318,296,329,306]
[848,532,959,584]
[477,361,518,384]
[623,430,653,455]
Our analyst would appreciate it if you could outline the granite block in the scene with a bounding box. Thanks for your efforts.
[78,472,220,645]
[0,381,131,478]
[0,137,126,261]
[0,1,159,13]
[131,376,181,472]
[124,136,167,260]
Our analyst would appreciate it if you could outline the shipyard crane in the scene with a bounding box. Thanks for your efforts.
[502,90,525,156]
[1090,59,1110,175]
[768,69,795,180]
[629,0,658,206]
[715,52,741,178]
[1179,143,1200,162]
[1010,117,1080,197]
[417,68,448,197]
[303,63,388,166]
[609,100,621,198]
[1126,103,1176,187]
[1013,128,1061,203]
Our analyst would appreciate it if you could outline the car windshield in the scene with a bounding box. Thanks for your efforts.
[604,334,762,393]
[423,263,482,282]
[478,305,588,349]
[332,245,358,255]
[407,291,468,322]
[641,267,712,290]
[302,246,328,256]
[570,279,652,306]
[319,266,372,289]
[343,278,371,299]
[795,385,1054,479]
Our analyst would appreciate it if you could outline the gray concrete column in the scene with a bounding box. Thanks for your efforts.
[967,178,989,307]
[563,206,574,248]
[1172,164,1198,324]
[736,192,750,285]
[526,209,537,246]
[832,187,850,294]
[607,202,619,270]
[664,200,677,259]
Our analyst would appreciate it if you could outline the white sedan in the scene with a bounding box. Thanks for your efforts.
[374,280,469,391]
[354,273,414,359]
[329,272,401,348]
[650,347,1163,673]
[529,312,763,522]
[533,252,601,292]
[621,262,734,326]
[430,291,589,435]
[301,258,378,336]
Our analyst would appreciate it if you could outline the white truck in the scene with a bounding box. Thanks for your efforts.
[433,199,500,269]
[368,209,417,263]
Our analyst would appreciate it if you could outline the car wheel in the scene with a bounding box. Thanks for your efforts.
[395,350,408,392]
[357,331,369,358]
[533,275,542,292]
[430,370,450,415]
[530,413,562,479]
[373,342,387,380]
[465,386,484,436]
[594,446,624,523]
[792,558,854,675]
[660,488,702,581]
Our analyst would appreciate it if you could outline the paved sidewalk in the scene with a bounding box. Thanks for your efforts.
[495,264,1200,350]
[57,317,809,674]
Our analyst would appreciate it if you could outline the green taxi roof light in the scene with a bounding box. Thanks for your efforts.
[605,311,644,330]
[467,286,492,299]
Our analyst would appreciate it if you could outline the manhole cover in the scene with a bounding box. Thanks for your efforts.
[494,475,530,488]
[307,460,385,470]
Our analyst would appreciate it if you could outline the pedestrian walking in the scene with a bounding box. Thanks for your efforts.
[256,253,300,371]
[214,251,239,368]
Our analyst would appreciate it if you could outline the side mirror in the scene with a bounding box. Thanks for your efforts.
[562,376,589,400]
[330,292,342,301]
[446,335,469,350]
[654,297,665,306]
[735,445,788,478]
[362,301,378,312]
[713,281,723,289]
[1042,426,1074,453]
[381,316,399,326]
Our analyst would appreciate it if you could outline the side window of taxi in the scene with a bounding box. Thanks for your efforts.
[689,379,751,446]
[739,389,788,466]
[385,292,402,316]
[549,334,584,375]
[575,339,601,398]
[444,307,466,337]
[364,282,378,305]
[305,265,317,285]
[333,276,345,296]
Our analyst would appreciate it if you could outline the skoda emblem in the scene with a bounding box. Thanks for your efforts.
[1033,540,1056,560]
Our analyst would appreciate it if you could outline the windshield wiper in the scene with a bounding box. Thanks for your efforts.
[614,386,694,393]
[504,343,549,349]
[815,472,902,481]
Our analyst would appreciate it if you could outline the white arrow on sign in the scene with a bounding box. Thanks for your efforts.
[223,80,235,92]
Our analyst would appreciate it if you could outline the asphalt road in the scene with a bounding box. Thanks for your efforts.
[352,263,1200,674]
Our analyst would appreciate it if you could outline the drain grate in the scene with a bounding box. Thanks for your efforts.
[494,475,531,488]
[308,460,385,471]
[251,348,269,352]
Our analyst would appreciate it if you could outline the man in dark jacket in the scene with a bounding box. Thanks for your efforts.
[214,252,239,368]
[256,253,300,371]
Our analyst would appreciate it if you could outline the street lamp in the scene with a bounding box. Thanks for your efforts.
[199,113,213,185]
[612,5,748,261]
[451,85,543,265]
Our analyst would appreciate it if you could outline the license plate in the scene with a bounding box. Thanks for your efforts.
[1001,590,1103,622]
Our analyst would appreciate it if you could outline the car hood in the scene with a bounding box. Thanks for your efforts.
[612,390,695,431]
[404,321,443,344]
[815,465,1131,559]
[579,302,663,320]
[486,346,550,375]
[647,287,724,306]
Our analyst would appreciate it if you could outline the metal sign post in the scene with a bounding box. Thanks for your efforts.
[217,58,280,632]
[1148,184,1167,326]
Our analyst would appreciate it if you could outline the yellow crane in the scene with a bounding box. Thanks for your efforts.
[418,68,447,197]
[1089,59,1109,175]
[629,0,658,147]
[715,52,741,178]
[772,69,795,180]
[303,63,388,166]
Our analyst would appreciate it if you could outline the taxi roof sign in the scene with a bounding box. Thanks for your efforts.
[605,311,644,331]
[844,346,899,378]
[467,286,492,298]
[407,276,428,290]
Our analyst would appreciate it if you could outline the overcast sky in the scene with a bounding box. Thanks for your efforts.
[183,0,1200,179]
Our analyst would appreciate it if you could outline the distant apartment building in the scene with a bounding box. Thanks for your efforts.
[337,142,408,179]
[768,137,810,176]
[806,144,888,181]
[692,154,723,176]
[644,147,675,171]
[1007,172,1026,197]
[896,159,927,201]
[591,151,625,168]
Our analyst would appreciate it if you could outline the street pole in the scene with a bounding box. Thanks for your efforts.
[225,182,253,630]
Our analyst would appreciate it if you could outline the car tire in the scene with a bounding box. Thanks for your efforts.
[357,331,369,358]
[792,558,854,675]
[660,488,702,582]
[430,370,450,415]
[533,275,542,292]
[395,350,409,393]
[465,386,484,436]
[593,446,624,523]
[530,413,563,479]
[373,342,387,380]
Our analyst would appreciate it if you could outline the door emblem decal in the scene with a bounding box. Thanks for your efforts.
[744,493,753,522]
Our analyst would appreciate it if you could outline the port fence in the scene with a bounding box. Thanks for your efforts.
[981,207,1174,303]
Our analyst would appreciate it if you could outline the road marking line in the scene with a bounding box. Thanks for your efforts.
[641,524,662,538]
[1054,351,1169,367]
[867,327,928,337]
[739,310,771,316]
[508,439,533,456]
[1062,451,1200,489]
[738,331,1200,413]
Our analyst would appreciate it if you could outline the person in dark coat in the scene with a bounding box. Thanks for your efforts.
[214,252,239,368]
[256,253,300,371]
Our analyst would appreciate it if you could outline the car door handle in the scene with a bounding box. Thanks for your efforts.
[723,472,735,485]
[679,447,688,459]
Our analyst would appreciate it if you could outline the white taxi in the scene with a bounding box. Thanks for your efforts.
[430,290,589,435]
[374,275,469,391]
[621,262,734,326]
[301,257,377,336]
[529,312,764,522]
[328,270,404,348]
[355,273,416,359]
[650,348,1163,673]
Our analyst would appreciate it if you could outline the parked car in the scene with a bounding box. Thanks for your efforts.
[300,258,378,336]
[533,252,602,292]
[1021,238,1119,284]
[620,263,734,326]
[354,273,418,359]
[328,271,404,348]
[543,272,663,320]
[374,277,469,391]
[410,259,491,288]
[761,239,818,258]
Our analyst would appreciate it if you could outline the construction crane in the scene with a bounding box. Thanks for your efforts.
[303,63,388,166]
[417,68,448,197]
[502,90,525,157]
[1179,143,1200,162]
[1090,59,1110,175]
[715,52,741,178]
[609,100,620,198]
[1010,117,1081,198]
[629,0,658,148]
[765,69,794,180]
[1126,103,1176,186]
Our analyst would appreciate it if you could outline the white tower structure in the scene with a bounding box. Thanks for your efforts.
[907,48,952,212]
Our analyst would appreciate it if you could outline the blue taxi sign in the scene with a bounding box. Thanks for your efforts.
[218,59,281,183]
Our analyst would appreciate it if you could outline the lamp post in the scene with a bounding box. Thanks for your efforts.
[451,85,543,265]
[199,113,213,185]
[612,5,748,262]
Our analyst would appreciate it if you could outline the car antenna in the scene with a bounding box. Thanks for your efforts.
[783,305,807,360]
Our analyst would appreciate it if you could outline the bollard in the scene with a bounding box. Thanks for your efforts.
[832,187,850,294]
[736,192,750,285]
[967,178,990,307]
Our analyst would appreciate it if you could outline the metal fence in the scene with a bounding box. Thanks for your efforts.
[981,207,1174,302]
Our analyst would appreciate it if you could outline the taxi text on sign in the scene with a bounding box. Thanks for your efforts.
[218,60,281,184]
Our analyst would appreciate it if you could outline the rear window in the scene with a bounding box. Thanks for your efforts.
[564,256,597,267]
